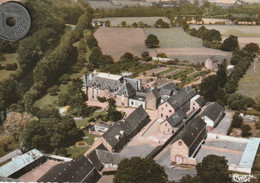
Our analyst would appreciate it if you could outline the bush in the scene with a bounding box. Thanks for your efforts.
[255,121,260,129]
[47,85,59,95]
[241,124,252,137]
[5,63,18,70]
[97,96,107,103]
[232,113,243,128]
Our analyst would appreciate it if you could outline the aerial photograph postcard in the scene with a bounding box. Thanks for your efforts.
[0,0,260,182]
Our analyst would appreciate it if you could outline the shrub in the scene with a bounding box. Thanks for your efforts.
[241,124,252,137]
[5,63,18,70]
[97,96,107,103]
[232,113,243,128]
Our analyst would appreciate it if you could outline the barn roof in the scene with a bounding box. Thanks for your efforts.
[0,149,43,177]
[201,102,224,123]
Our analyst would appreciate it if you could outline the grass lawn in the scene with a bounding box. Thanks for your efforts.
[158,67,177,76]
[237,59,260,99]
[143,28,203,48]
[75,109,107,128]
[66,145,90,159]
[84,132,99,145]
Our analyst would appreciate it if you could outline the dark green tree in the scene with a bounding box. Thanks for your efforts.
[196,155,231,183]
[141,51,151,61]
[114,157,168,183]
[216,60,228,88]
[145,34,160,48]
[220,35,239,51]
[232,113,243,128]
[199,75,219,101]
[241,123,252,137]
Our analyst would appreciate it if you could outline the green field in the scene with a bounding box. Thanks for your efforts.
[93,17,170,27]
[143,28,203,48]
[172,69,194,80]
[237,59,260,98]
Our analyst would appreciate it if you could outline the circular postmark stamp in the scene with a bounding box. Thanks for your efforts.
[0,2,31,41]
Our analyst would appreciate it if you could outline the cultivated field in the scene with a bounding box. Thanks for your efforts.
[237,57,260,98]
[93,17,170,27]
[87,0,152,9]
[94,27,232,62]
[190,25,260,47]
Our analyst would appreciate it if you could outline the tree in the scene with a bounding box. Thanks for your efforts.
[232,113,243,128]
[114,157,168,183]
[145,34,160,48]
[199,75,219,101]
[196,155,231,183]
[242,43,259,54]
[105,20,111,27]
[141,51,151,61]
[107,98,122,122]
[86,34,98,50]
[227,94,255,110]
[216,60,228,88]
[254,96,260,111]
[121,21,127,27]
[132,22,138,28]
[157,53,168,58]
[241,123,252,137]
[202,29,221,43]
[220,35,239,51]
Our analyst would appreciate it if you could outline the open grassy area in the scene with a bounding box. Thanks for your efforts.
[66,145,89,159]
[0,53,19,82]
[84,132,99,145]
[237,58,260,99]
[143,28,203,48]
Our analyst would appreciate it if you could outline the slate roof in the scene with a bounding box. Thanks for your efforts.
[102,123,126,148]
[167,109,186,128]
[38,156,98,182]
[157,82,178,96]
[88,150,103,171]
[96,150,125,165]
[195,96,206,106]
[166,86,197,110]
[85,72,140,92]
[102,106,149,149]
[201,102,224,122]
[151,88,161,99]
[116,82,136,97]
[176,116,206,148]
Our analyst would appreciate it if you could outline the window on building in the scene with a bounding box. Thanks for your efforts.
[131,102,134,105]
[165,123,167,126]
[161,114,163,117]
[166,115,168,118]
[169,110,172,113]
[178,141,182,146]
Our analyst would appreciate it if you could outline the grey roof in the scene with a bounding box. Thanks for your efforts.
[96,150,126,165]
[157,82,178,96]
[0,149,43,177]
[201,102,224,122]
[102,106,149,148]
[195,96,206,106]
[167,109,186,128]
[116,82,136,97]
[88,150,103,171]
[166,86,197,110]
[38,156,98,182]
[86,73,140,92]
[151,88,161,99]
[102,123,126,148]
[176,116,206,148]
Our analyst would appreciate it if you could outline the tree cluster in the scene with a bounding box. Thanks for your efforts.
[145,34,160,48]
[114,157,168,183]
[180,155,231,183]
[21,106,82,152]
[154,18,170,28]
